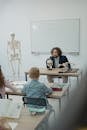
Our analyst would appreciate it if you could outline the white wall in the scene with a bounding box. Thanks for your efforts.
[0,0,87,79]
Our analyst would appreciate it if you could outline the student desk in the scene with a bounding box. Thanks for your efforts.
[5,108,50,130]
[6,82,69,111]
[25,68,81,85]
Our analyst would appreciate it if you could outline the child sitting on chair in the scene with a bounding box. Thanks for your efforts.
[22,67,52,108]
[0,66,17,98]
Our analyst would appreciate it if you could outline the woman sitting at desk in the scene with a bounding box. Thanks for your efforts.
[46,47,71,83]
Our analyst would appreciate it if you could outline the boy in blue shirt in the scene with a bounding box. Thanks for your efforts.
[22,67,52,107]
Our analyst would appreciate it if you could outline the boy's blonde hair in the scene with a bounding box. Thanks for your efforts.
[29,67,40,79]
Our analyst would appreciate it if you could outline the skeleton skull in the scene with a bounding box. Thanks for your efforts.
[47,59,53,69]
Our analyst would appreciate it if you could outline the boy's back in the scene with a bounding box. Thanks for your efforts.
[22,80,52,99]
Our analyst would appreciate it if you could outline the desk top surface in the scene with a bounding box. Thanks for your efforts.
[25,68,80,76]
[40,68,80,76]
[6,108,49,130]
[6,82,69,99]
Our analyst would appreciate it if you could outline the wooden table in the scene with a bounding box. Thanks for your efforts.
[4,108,50,130]
[6,82,69,111]
[25,68,81,86]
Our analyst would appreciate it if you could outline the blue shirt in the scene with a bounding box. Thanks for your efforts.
[22,80,52,99]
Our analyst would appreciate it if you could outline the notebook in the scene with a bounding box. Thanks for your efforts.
[0,99,22,119]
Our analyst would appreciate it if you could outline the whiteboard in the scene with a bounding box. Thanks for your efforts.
[31,19,80,55]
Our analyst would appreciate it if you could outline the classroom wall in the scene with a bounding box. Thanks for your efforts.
[0,0,87,79]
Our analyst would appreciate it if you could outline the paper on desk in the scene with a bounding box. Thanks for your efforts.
[8,122,18,130]
[45,82,69,88]
[12,81,26,85]
[0,99,23,119]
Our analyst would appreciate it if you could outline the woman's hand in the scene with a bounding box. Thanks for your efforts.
[62,62,69,67]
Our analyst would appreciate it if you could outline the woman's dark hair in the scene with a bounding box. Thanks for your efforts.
[0,66,5,87]
[51,47,62,56]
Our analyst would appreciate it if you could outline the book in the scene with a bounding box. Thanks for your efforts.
[46,82,69,91]
[51,87,62,91]
[0,99,23,119]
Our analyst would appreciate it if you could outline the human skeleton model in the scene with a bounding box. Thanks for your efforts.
[7,33,21,80]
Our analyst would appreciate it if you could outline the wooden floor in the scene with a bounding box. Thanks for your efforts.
[78,128,87,130]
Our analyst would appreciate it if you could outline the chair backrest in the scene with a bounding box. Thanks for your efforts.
[22,97,47,107]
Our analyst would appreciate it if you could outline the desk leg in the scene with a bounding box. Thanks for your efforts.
[67,87,69,99]
[77,76,79,86]
[25,73,28,81]
[77,72,82,86]
[7,94,9,99]
[68,77,71,88]
[59,98,61,112]
[80,71,82,81]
